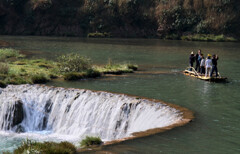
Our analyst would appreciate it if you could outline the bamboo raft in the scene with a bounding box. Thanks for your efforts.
[183,67,227,82]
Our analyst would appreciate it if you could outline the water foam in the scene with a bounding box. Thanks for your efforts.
[0,85,183,145]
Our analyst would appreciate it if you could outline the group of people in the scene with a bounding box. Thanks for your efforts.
[189,49,219,77]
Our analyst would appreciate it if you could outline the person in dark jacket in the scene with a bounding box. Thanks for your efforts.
[210,54,219,77]
[200,54,205,75]
[189,51,195,71]
[195,49,202,72]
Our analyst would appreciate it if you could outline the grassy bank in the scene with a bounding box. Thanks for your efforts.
[0,48,138,87]
[88,32,111,38]
[180,34,238,42]
[163,34,238,42]
[13,140,76,154]
[11,136,103,153]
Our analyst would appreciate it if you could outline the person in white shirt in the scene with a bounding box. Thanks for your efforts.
[200,54,205,75]
[205,54,212,77]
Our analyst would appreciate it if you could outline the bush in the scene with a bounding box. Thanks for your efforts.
[127,64,138,71]
[58,53,92,72]
[164,34,180,40]
[0,62,9,74]
[100,63,135,74]
[88,32,111,38]
[181,34,238,42]
[14,140,76,154]
[63,69,101,80]
[49,73,58,79]
[5,75,29,85]
[31,74,49,84]
[86,69,101,78]
[0,48,24,61]
[63,72,86,81]
[80,136,103,148]
[0,74,7,80]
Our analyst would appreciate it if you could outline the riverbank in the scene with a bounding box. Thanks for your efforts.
[163,34,238,42]
[0,48,138,87]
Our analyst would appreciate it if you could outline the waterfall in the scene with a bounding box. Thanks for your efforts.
[0,85,183,142]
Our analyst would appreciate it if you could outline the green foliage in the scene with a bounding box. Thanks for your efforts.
[14,139,76,154]
[10,59,58,79]
[0,51,136,86]
[58,53,92,72]
[157,5,199,36]
[86,69,101,78]
[195,21,210,34]
[0,80,7,88]
[63,69,101,81]
[95,60,138,74]
[4,75,30,85]
[31,74,49,84]
[80,136,102,148]
[37,63,54,69]
[49,73,58,79]
[63,72,85,81]
[181,34,237,42]
[0,62,9,74]
[127,64,138,71]
[1,0,240,38]
[88,32,111,38]
[164,34,180,40]
[0,48,25,62]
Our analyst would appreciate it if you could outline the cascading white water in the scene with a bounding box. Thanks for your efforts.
[0,84,183,143]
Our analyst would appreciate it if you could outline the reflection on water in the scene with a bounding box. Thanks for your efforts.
[0,36,240,153]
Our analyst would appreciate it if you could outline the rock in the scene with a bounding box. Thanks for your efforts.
[15,125,25,133]
[2,100,25,131]
[11,100,24,128]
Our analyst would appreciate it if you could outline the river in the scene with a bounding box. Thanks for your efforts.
[0,36,240,153]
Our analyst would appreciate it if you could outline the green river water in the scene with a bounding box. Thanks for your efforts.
[0,36,240,153]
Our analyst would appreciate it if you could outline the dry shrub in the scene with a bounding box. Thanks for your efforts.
[183,0,194,9]
[205,7,236,33]
[31,0,52,10]
[203,0,221,8]
[193,0,204,10]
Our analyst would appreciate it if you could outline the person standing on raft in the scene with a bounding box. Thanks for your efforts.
[189,51,195,71]
[210,54,219,77]
[195,49,202,72]
[205,54,212,77]
[200,54,205,75]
